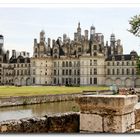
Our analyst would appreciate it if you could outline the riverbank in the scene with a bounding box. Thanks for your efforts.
[0,90,113,108]
[0,93,81,107]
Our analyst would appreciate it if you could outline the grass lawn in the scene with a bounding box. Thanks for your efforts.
[0,86,109,97]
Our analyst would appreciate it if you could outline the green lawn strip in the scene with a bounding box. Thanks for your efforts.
[0,86,109,97]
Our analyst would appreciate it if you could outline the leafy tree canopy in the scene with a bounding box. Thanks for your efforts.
[136,56,140,75]
[128,14,140,37]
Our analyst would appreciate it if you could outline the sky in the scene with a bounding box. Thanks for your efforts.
[0,7,140,56]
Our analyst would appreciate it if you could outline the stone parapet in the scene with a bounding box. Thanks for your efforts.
[76,95,138,133]
[0,93,81,107]
[0,112,80,133]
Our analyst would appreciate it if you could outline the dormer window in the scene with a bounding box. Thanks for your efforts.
[121,56,124,61]
[112,56,115,61]
[131,55,134,60]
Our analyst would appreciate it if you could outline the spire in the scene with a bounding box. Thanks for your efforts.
[78,22,80,28]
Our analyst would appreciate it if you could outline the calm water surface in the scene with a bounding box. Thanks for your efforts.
[0,101,79,122]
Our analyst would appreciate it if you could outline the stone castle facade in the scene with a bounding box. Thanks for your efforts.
[0,23,140,87]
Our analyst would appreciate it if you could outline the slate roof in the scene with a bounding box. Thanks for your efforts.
[105,54,137,61]
[9,56,30,63]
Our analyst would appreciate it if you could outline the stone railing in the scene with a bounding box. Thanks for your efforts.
[0,112,79,133]
[76,95,138,133]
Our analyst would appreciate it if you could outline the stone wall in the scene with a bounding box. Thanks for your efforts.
[0,112,79,133]
[0,93,81,107]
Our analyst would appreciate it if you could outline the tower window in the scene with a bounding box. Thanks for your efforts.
[107,62,110,66]
[78,48,81,52]
[94,52,97,56]
[94,45,97,50]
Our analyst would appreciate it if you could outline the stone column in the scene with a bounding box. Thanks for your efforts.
[76,95,138,133]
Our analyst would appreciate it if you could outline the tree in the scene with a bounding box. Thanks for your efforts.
[136,56,140,75]
[128,14,140,37]
[128,14,140,75]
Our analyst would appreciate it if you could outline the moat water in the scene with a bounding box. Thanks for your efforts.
[0,101,80,122]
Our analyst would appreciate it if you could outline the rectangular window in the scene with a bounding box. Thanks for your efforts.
[117,69,119,75]
[54,62,56,67]
[122,69,124,75]
[33,77,35,84]
[54,70,56,75]
[74,70,76,75]
[90,77,92,84]
[94,78,97,85]
[93,60,97,65]
[69,69,72,75]
[74,78,76,84]
[94,45,97,50]
[107,69,110,75]
[62,69,65,75]
[94,68,97,75]
[127,69,129,75]
[66,69,68,75]
[77,70,80,75]
[90,69,92,75]
[90,60,92,66]
[62,78,64,84]
[112,69,115,75]
[132,69,134,75]
[127,62,129,66]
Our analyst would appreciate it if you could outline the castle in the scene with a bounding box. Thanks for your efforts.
[0,23,139,87]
